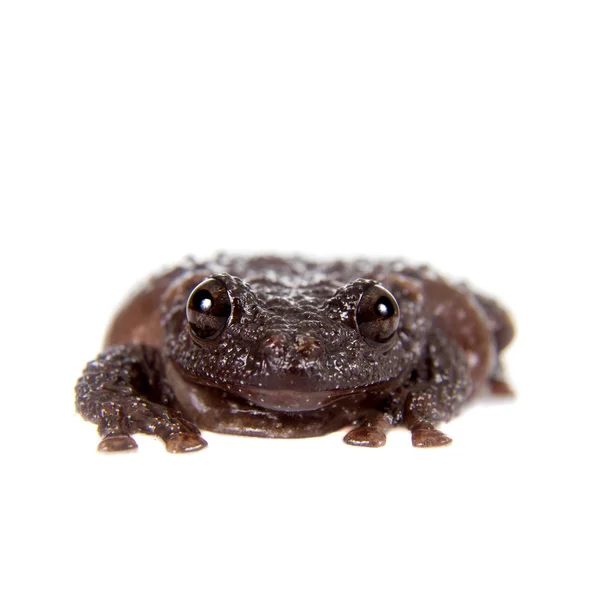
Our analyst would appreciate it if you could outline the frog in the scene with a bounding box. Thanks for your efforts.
[75,255,515,452]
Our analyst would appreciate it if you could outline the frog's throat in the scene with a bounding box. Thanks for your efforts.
[166,361,393,412]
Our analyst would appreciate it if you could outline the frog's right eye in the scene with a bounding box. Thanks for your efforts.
[356,284,400,347]
[186,278,232,341]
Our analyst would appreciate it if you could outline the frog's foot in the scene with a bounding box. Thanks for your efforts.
[402,393,454,448]
[97,430,207,454]
[98,408,208,454]
[344,425,387,448]
[98,433,138,452]
[92,401,207,454]
[343,413,390,448]
[411,427,452,448]
[164,432,208,453]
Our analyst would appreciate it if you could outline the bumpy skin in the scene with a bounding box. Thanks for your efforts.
[75,255,515,452]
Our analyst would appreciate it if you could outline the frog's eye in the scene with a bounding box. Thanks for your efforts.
[356,284,400,347]
[186,278,232,341]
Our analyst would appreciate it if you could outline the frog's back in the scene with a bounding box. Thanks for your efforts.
[104,265,189,348]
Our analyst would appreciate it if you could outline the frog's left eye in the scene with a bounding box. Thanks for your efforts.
[186,278,232,341]
[356,284,400,347]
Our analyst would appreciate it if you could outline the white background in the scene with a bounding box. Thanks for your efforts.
[1,2,598,599]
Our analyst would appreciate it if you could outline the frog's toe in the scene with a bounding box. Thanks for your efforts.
[411,428,452,448]
[97,434,138,452]
[165,432,208,453]
[343,426,387,448]
[489,379,515,397]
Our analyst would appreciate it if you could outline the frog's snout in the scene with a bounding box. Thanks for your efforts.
[259,333,323,362]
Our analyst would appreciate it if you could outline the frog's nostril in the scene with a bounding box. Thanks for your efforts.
[259,334,323,361]
[294,335,323,359]
[259,335,287,357]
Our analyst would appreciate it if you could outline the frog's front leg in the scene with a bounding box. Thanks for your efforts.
[390,329,472,448]
[75,344,207,453]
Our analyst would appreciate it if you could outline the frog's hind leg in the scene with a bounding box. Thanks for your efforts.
[473,292,516,396]
[473,293,515,352]
[76,344,207,453]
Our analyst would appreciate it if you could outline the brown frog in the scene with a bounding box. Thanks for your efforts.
[75,255,515,452]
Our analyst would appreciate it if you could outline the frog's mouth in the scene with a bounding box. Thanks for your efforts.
[237,386,363,411]
[167,361,391,412]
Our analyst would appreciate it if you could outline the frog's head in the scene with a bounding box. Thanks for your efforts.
[162,269,427,412]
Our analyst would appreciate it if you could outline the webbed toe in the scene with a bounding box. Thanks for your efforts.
[97,434,138,452]
[165,432,208,453]
[343,426,387,448]
[411,428,452,448]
